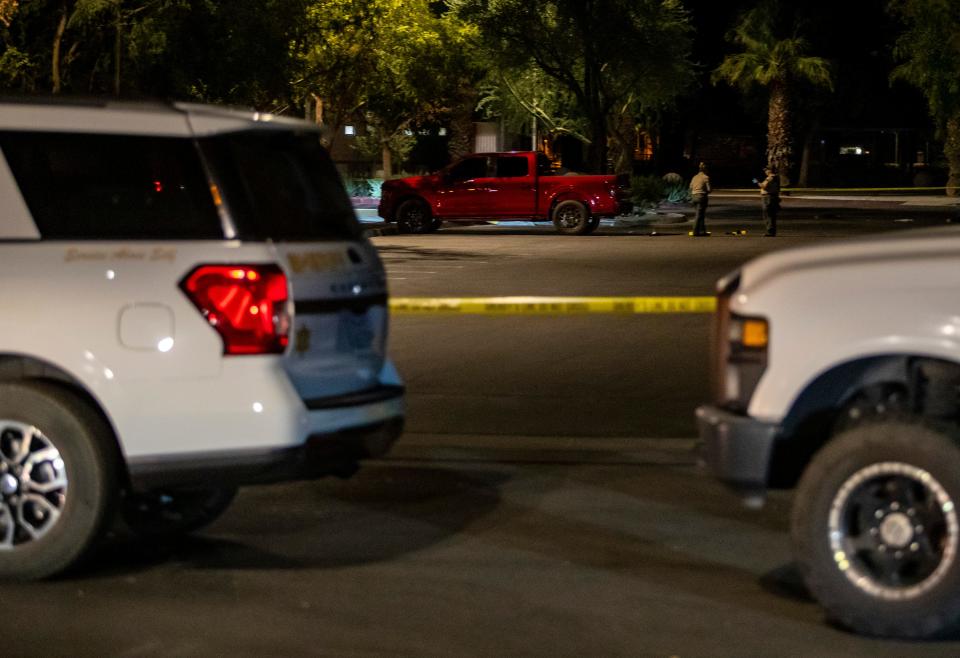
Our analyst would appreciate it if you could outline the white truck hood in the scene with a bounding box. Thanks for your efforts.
[735,227,960,296]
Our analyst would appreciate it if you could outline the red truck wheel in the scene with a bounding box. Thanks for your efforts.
[552,200,591,235]
[396,199,433,234]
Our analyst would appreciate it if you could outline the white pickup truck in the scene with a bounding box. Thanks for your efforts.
[697,227,960,639]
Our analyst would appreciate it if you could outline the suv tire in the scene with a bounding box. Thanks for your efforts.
[0,382,117,580]
[792,421,960,638]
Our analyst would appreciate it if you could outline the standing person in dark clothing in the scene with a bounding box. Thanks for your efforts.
[758,165,781,236]
[689,162,711,236]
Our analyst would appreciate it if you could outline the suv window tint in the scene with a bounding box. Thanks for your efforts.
[496,156,528,178]
[0,132,221,240]
[447,156,490,182]
[201,131,360,241]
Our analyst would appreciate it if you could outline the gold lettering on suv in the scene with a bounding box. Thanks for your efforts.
[294,325,311,355]
[65,248,107,262]
[288,251,347,274]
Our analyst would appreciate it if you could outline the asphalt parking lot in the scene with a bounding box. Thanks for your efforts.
[5,197,960,657]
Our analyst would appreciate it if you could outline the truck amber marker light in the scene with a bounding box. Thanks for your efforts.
[741,319,768,348]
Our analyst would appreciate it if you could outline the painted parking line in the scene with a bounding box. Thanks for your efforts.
[389,296,716,315]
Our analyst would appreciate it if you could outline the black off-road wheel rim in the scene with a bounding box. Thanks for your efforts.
[828,461,959,600]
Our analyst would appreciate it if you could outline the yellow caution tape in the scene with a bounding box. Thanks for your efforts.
[390,296,716,315]
[719,186,959,194]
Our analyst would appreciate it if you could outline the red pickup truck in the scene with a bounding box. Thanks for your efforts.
[377,151,630,235]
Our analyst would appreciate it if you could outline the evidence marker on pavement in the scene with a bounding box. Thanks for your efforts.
[390,296,716,315]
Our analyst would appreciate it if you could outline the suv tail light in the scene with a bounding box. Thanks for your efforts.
[180,264,290,355]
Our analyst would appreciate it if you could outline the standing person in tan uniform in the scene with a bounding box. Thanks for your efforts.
[757,165,781,236]
[689,162,711,236]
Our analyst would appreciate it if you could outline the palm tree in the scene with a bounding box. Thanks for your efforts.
[713,1,832,185]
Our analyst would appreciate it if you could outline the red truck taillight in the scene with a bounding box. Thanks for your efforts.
[180,264,291,355]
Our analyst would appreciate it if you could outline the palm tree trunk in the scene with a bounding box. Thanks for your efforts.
[381,143,393,179]
[52,7,67,93]
[946,115,960,198]
[447,93,476,161]
[113,5,122,97]
[767,81,792,185]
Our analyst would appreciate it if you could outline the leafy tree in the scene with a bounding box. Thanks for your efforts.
[890,0,960,196]
[453,0,694,173]
[135,0,303,107]
[477,68,590,148]
[713,0,832,184]
[297,0,481,177]
[0,0,301,107]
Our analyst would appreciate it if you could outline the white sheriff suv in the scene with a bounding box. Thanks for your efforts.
[0,100,404,579]
[698,226,960,638]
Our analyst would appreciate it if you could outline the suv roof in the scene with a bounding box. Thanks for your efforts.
[0,98,319,137]
[0,102,356,242]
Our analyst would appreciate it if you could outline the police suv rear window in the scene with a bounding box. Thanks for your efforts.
[200,131,361,242]
[0,132,221,240]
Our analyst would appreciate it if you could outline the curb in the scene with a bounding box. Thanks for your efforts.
[364,225,399,237]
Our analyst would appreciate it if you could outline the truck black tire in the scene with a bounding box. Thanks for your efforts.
[552,200,591,235]
[0,381,118,580]
[792,421,960,638]
[122,486,238,538]
[396,198,433,234]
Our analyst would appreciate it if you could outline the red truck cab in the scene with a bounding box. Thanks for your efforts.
[378,152,630,235]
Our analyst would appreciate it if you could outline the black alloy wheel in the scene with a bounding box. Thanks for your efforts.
[396,199,433,234]
[551,200,590,235]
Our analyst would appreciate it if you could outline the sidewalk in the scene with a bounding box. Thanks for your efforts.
[355,207,689,236]
[357,192,959,237]
[713,191,960,207]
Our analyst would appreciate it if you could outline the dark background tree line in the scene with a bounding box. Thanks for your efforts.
[0,0,956,193]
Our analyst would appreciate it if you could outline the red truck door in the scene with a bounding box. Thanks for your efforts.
[436,155,493,217]
[487,154,537,217]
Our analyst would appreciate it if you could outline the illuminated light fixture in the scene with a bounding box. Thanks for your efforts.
[741,320,768,348]
[157,337,175,353]
[344,125,355,136]
[839,146,866,156]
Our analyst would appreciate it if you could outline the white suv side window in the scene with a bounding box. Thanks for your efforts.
[0,131,220,240]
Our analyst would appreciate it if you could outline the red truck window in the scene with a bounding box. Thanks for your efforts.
[496,156,528,178]
[448,156,491,182]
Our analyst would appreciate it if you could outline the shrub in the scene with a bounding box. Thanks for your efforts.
[629,174,666,208]
[662,173,691,203]
[346,178,372,197]
[346,179,384,198]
